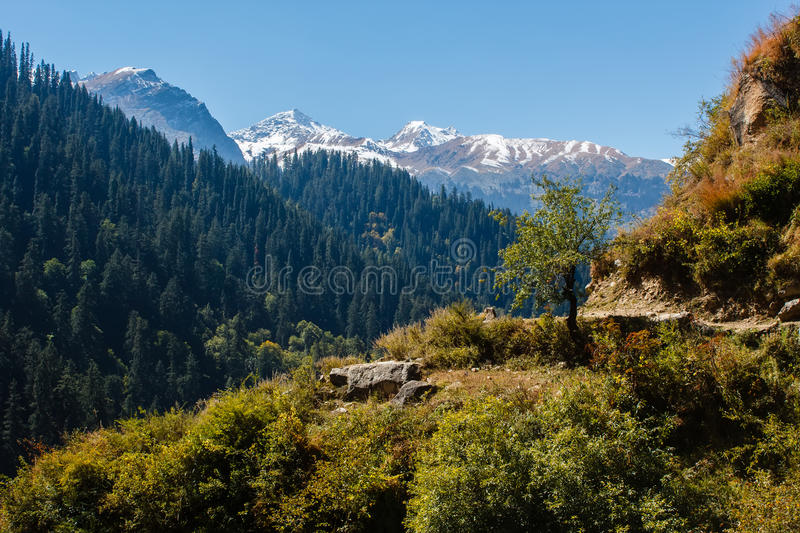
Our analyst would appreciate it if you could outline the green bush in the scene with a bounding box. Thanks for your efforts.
[761,328,800,375]
[736,159,800,225]
[729,470,800,533]
[693,220,779,292]
[376,303,582,369]
[486,313,579,367]
[620,210,700,283]
[405,390,704,532]
[592,321,793,456]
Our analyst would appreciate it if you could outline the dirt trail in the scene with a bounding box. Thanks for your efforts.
[580,308,783,334]
[581,272,793,334]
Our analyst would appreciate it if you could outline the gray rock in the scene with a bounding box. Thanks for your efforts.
[650,311,694,326]
[778,298,800,322]
[729,74,788,146]
[391,380,436,406]
[329,361,422,400]
[328,368,350,387]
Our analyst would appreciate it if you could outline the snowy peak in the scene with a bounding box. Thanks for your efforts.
[230,109,362,160]
[228,110,671,215]
[233,109,346,143]
[80,67,244,164]
[381,120,462,152]
[81,67,165,94]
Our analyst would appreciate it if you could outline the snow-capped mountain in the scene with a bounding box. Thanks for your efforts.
[232,109,392,164]
[230,110,672,215]
[381,121,461,152]
[80,67,244,164]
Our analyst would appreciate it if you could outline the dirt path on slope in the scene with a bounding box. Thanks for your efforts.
[580,273,791,334]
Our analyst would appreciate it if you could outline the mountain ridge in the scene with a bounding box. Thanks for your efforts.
[79,67,245,164]
[230,109,672,215]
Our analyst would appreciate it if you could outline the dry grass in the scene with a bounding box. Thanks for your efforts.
[315,355,365,376]
[426,365,590,407]
[733,12,798,87]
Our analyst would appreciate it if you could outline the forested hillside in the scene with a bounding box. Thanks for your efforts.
[253,152,514,309]
[0,34,510,473]
[3,12,800,533]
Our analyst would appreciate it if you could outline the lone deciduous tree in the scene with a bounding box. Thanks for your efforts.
[493,176,621,341]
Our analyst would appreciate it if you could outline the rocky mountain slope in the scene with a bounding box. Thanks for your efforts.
[79,67,245,164]
[586,13,800,324]
[231,109,672,215]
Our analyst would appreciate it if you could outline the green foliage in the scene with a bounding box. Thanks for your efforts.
[486,312,578,367]
[761,328,800,376]
[735,159,800,225]
[693,220,779,292]
[620,210,700,283]
[729,470,800,533]
[592,321,795,455]
[376,303,580,368]
[405,390,702,533]
[493,176,621,315]
[620,213,779,294]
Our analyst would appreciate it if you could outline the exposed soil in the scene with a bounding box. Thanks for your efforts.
[582,271,788,334]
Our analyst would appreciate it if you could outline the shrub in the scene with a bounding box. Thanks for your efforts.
[730,470,800,533]
[376,303,582,369]
[316,355,365,376]
[768,204,800,280]
[761,328,800,375]
[489,313,579,367]
[592,321,790,454]
[619,209,700,283]
[693,220,779,292]
[273,404,433,532]
[374,322,425,361]
[405,389,705,532]
[735,159,800,225]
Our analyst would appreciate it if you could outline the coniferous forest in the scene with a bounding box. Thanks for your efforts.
[5,9,800,531]
[0,34,512,473]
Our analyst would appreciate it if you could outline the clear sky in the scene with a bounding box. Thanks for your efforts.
[3,0,795,159]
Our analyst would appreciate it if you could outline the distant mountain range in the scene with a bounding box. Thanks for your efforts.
[231,110,672,215]
[76,67,671,215]
[77,67,245,164]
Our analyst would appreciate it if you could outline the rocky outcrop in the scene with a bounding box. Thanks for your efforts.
[729,74,788,145]
[778,298,800,322]
[329,361,421,400]
[391,381,436,406]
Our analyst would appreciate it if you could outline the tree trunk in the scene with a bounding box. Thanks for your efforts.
[563,267,579,343]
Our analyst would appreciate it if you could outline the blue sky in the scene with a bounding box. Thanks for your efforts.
[3,0,795,159]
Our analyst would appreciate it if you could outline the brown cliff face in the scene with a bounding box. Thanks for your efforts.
[729,74,788,146]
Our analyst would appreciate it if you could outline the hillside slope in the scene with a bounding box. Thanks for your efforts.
[0,35,505,472]
[80,67,245,164]
[586,13,800,323]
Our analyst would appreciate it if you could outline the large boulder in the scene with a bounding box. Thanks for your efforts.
[329,361,422,400]
[729,74,788,146]
[391,380,436,406]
